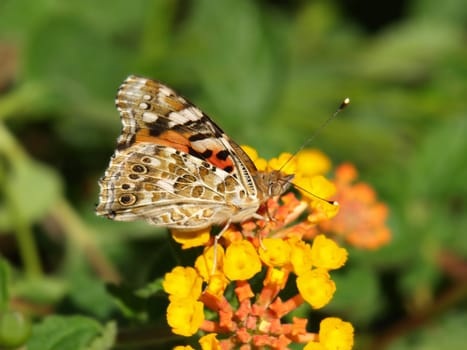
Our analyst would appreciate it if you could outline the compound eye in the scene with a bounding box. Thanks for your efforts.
[268,182,283,197]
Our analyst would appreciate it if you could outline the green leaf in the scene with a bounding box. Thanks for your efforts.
[24,15,126,100]
[106,284,148,322]
[329,266,383,326]
[358,19,461,82]
[13,277,67,305]
[64,259,116,319]
[0,158,62,230]
[175,0,286,133]
[27,315,115,350]
[135,278,165,299]
[387,311,467,350]
[407,118,467,199]
[84,321,116,350]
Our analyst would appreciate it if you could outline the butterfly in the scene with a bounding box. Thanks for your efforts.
[96,75,294,232]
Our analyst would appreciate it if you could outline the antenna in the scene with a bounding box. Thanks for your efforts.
[279,97,350,172]
[292,181,339,206]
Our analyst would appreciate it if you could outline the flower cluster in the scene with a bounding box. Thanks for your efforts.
[165,235,352,350]
[164,147,388,349]
[318,163,391,249]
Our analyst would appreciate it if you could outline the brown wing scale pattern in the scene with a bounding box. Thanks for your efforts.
[115,75,258,196]
[97,143,260,229]
[97,75,293,229]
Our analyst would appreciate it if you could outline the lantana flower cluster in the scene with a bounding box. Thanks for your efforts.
[164,147,390,349]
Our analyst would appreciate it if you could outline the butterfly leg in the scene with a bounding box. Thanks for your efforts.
[211,219,232,275]
[252,204,277,252]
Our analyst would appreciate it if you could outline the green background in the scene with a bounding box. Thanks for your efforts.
[0,0,466,349]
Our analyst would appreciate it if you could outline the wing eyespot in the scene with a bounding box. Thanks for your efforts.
[121,183,131,190]
[132,164,148,174]
[119,194,137,206]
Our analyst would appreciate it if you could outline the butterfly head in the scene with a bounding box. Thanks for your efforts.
[255,170,294,200]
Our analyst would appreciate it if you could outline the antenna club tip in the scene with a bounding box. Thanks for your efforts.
[337,98,350,111]
[332,200,339,206]
[339,98,350,110]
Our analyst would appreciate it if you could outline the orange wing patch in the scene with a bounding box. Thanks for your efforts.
[204,149,235,173]
[135,129,235,173]
[163,95,185,111]
[135,129,190,154]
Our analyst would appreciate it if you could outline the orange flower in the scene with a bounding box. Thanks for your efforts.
[322,163,391,249]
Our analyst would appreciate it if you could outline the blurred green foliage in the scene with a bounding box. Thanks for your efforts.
[0,0,466,349]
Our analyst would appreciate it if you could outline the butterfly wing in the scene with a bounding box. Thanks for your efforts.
[97,143,260,228]
[97,76,262,228]
[116,75,259,196]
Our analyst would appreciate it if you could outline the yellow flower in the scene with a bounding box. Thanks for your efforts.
[310,235,348,270]
[173,346,195,350]
[223,240,261,281]
[319,317,354,350]
[264,267,288,289]
[199,333,221,350]
[171,228,211,249]
[167,298,204,336]
[288,238,313,276]
[294,175,336,202]
[296,268,336,309]
[267,152,296,175]
[259,238,291,267]
[205,274,229,299]
[241,145,267,171]
[163,266,203,301]
[195,245,225,281]
[295,149,331,177]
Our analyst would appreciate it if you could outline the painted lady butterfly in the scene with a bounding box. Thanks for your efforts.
[96,75,293,231]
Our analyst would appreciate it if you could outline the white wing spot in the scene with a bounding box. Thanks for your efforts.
[156,179,177,192]
[142,112,159,123]
[168,111,191,124]
[176,107,203,122]
[159,86,175,96]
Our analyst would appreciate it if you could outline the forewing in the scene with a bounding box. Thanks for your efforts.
[115,75,258,196]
